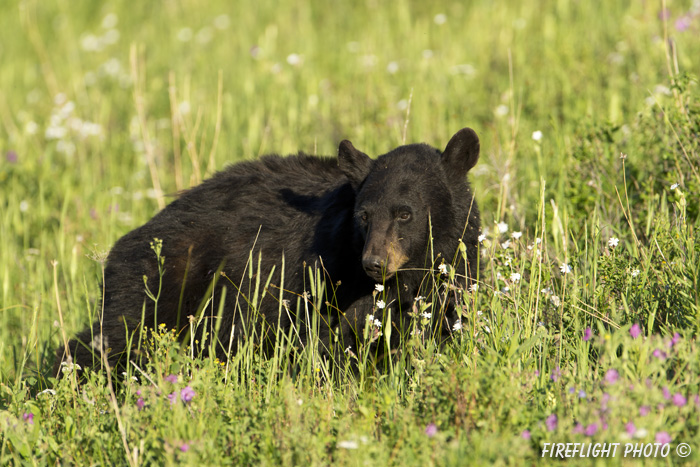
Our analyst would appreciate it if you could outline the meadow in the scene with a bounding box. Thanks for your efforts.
[1,0,699,464]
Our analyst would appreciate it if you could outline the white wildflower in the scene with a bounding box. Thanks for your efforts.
[550,295,561,306]
[501,240,511,249]
[337,440,359,449]
[512,231,522,239]
[286,53,302,66]
[670,183,679,190]
[452,320,462,331]
[560,263,572,274]
[38,389,56,396]
[532,130,543,141]
[421,312,432,320]
[608,237,619,248]
[438,263,448,275]
[373,319,382,328]
[434,13,447,25]
[510,272,521,282]
[631,269,640,277]
[497,221,508,233]
[375,284,384,292]
[376,299,386,309]
[469,283,479,293]
[478,233,486,243]
[386,61,399,74]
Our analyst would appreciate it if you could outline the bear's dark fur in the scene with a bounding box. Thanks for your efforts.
[55,128,481,374]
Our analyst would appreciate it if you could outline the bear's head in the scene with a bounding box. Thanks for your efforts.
[338,128,480,282]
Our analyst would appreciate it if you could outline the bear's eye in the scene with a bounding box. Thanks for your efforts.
[359,212,368,223]
[398,211,411,221]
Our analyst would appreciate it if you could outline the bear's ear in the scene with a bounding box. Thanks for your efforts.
[441,127,480,179]
[338,140,373,189]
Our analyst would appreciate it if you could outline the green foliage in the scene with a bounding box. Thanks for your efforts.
[1,0,700,464]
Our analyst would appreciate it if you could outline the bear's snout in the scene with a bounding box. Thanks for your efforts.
[362,255,385,280]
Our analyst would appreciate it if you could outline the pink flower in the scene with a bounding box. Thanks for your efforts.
[164,374,178,384]
[521,429,531,440]
[585,423,598,436]
[583,328,592,341]
[625,421,636,436]
[668,332,681,349]
[655,431,672,445]
[180,443,190,452]
[652,349,667,360]
[672,393,687,407]
[629,323,641,339]
[572,423,584,434]
[425,423,438,437]
[675,16,692,31]
[550,366,562,382]
[180,386,196,403]
[168,391,178,405]
[545,414,558,431]
[136,398,145,410]
[23,413,34,424]
[639,406,651,416]
[604,369,619,384]
[662,386,671,400]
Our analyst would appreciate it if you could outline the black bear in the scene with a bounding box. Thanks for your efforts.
[55,128,481,375]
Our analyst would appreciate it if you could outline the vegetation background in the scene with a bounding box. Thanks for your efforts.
[1,0,699,464]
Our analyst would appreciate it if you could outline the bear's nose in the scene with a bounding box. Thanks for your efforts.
[362,256,384,277]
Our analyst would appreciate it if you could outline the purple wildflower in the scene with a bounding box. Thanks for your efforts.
[136,398,145,410]
[629,323,641,339]
[639,405,651,416]
[180,386,196,403]
[545,414,558,431]
[568,387,576,394]
[23,413,34,424]
[675,16,692,31]
[168,391,178,405]
[694,395,700,407]
[668,332,680,349]
[655,431,672,445]
[6,151,18,163]
[652,348,667,360]
[578,389,587,399]
[550,366,562,382]
[180,443,190,452]
[425,423,438,437]
[521,429,531,440]
[572,423,584,434]
[583,327,592,341]
[585,423,598,436]
[672,393,687,407]
[164,374,178,384]
[662,386,671,400]
[659,8,671,20]
[604,369,619,385]
[625,421,636,437]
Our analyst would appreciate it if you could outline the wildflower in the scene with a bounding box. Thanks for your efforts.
[604,369,619,384]
[583,327,592,341]
[6,150,18,163]
[572,423,584,434]
[421,312,432,320]
[433,13,447,25]
[337,440,359,449]
[136,398,145,410]
[425,423,438,437]
[629,323,641,339]
[670,183,679,190]
[550,295,561,307]
[478,233,486,242]
[639,406,651,416]
[608,237,619,248]
[23,413,34,424]
[655,432,672,445]
[286,53,302,66]
[180,443,190,452]
[180,386,195,403]
[469,283,479,293]
[213,14,231,30]
[560,263,572,274]
[625,421,636,437]
[386,61,399,74]
[668,332,681,349]
[512,231,522,239]
[501,240,511,249]
[438,263,448,275]
[497,221,508,233]
[630,269,640,277]
[414,295,425,302]
[521,429,531,440]
[672,393,686,407]
[550,366,562,382]
[38,389,56,396]
[532,130,543,141]
[510,272,521,282]
[585,424,598,436]
[545,414,557,431]
[675,16,691,32]
[452,320,462,331]
[652,348,667,360]
[376,299,386,309]
[662,387,671,400]
[373,319,382,329]
[374,284,384,292]
[578,390,587,399]
[168,392,178,405]
[164,374,178,384]
[494,104,509,117]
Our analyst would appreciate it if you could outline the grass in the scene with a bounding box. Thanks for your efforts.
[1,0,699,464]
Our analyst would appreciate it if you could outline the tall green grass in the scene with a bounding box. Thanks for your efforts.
[1,0,699,464]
